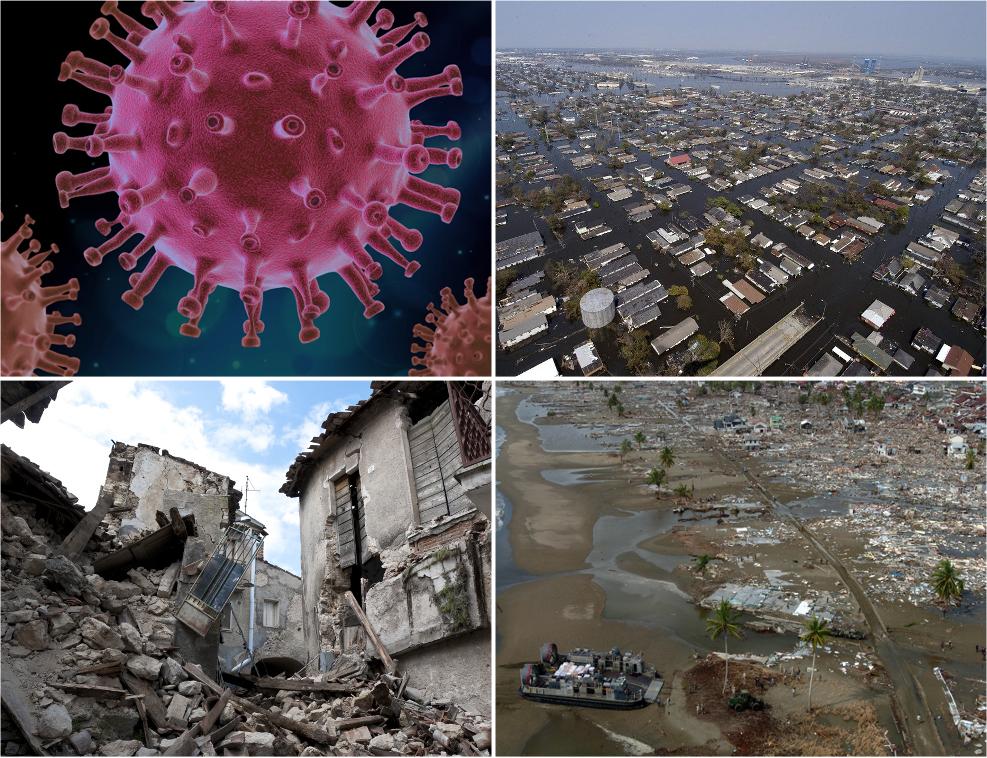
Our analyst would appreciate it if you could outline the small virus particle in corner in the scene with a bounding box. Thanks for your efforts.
[1,214,81,376]
[410,277,491,377]
[54,1,463,348]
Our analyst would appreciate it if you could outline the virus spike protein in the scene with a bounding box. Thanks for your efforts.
[56,1,463,348]
[1,214,81,376]
[410,277,491,377]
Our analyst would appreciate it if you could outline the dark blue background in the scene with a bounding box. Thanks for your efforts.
[1,1,491,376]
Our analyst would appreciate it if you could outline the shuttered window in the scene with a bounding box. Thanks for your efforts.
[334,475,367,569]
[409,400,472,523]
[262,599,280,628]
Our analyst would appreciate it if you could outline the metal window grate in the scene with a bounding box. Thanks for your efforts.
[447,381,491,467]
[176,521,263,636]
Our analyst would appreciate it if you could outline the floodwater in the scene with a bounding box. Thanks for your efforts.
[495,77,985,377]
[515,397,624,452]
[496,390,918,755]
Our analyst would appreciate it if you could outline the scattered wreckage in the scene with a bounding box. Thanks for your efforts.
[0,450,491,757]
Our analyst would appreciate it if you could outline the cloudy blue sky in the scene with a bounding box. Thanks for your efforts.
[1,380,371,574]
[497,2,986,61]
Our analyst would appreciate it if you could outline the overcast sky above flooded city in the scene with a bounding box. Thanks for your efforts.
[497,2,987,62]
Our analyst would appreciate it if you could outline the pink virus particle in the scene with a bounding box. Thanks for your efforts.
[410,276,491,377]
[55,0,463,347]
[1,214,82,376]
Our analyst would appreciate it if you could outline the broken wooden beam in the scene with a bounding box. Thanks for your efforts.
[182,663,224,697]
[120,672,169,731]
[49,683,130,700]
[161,724,201,757]
[94,514,196,577]
[205,716,241,745]
[232,696,336,745]
[183,664,335,746]
[67,661,121,677]
[198,689,231,736]
[332,715,385,730]
[134,695,151,747]
[2,683,49,756]
[343,590,397,673]
[56,489,113,560]
[241,675,357,694]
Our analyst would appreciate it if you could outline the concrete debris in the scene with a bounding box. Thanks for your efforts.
[1,465,491,757]
[43,554,88,597]
[68,729,94,755]
[80,617,125,651]
[37,703,73,739]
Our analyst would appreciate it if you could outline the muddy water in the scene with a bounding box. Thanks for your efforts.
[497,389,808,755]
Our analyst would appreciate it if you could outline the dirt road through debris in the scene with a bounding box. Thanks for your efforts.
[655,397,947,756]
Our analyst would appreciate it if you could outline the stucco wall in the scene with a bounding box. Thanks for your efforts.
[399,629,490,716]
[297,397,418,663]
[220,559,305,672]
[101,443,234,543]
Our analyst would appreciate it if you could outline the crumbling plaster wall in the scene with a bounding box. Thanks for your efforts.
[297,398,418,664]
[220,559,305,672]
[100,443,234,543]
[251,561,306,665]
[398,629,490,715]
[364,520,491,715]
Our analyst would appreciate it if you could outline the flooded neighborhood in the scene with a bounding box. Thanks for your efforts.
[495,380,985,755]
[496,49,985,377]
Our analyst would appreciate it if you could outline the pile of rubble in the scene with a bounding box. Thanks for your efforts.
[1,501,490,757]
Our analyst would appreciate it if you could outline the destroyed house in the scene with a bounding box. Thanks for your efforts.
[281,381,492,714]
[93,442,305,678]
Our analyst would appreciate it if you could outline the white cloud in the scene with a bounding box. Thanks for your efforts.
[282,398,353,452]
[214,423,275,453]
[0,381,302,574]
[220,380,288,420]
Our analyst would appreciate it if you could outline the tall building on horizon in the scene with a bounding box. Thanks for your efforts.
[861,57,880,74]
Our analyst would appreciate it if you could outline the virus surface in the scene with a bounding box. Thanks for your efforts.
[410,277,491,377]
[55,0,463,347]
[1,215,82,376]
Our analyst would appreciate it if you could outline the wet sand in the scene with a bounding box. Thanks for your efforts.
[496,384,914,755]
[497,574,729,756]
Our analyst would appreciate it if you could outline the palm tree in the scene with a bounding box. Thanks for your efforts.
[646,467,667,492]
[619,439,633,461]
[706,600,742,693]
[930,559,964,616]
[634,431,646,449]
[965,449,975,470]
[693,554,711,573]
[674,483,691,499]
[660,446,675,468]
[801,616,831,712]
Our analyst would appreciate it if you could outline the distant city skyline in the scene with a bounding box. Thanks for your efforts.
[497,2,986,63]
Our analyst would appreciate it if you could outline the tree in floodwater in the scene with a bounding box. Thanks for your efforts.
[646,467,667,495]
[801,615,831,712]
[931,559,964,617]
[706,600,743,693]
[619,439,633,461]
[660,446,675,468]
[693,554,711,573]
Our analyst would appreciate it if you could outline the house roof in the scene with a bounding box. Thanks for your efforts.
[280,382,432,497]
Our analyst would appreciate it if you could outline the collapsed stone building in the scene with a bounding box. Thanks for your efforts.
[96,442,306,676]
[281,380,492,715]
[0,380,493,756]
